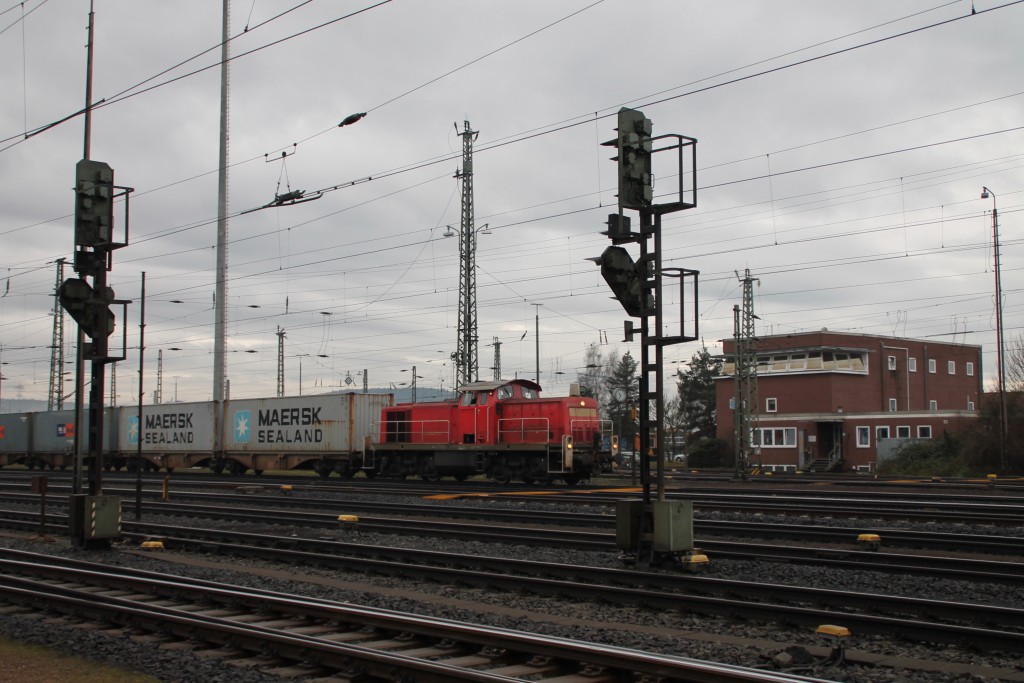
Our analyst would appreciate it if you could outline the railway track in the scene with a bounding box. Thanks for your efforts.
[7,484,1024,556]
[0,548,836,683]
[2,510,1023,651]
[6,470,1024,525]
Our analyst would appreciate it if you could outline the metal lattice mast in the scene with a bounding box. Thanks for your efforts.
[276,327,285,397]
[48,258,66,410]
[454,120,479,388]
[109,363,116,406]
[155,350,163,404]
[492,336,501,380]
[733,269,760,474]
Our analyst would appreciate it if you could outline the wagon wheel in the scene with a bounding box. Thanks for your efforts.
[562,474,581,487]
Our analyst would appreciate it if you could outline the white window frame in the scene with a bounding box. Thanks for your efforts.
[752,427,797,448]
[948,360,955,375]
[967,400,975,411]
[856,426,870,448]
[887,355,897,371]
[928,358,936,374]
[876,426,890,440]
[729,397,736,410]
[929,400,937,412]
[765,397,777,413]
[966,361,974,376]
[897,425,911,439]
[917,425,933,439]
[909,357,917,372]
[888,398,897,412]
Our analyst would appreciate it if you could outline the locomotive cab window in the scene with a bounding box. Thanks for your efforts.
[521,387,537,399]
[478,392,488,406]
[461,393,476,406]
[496,386,513,400]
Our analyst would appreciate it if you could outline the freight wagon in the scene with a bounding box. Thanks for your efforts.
[0,379,615,484]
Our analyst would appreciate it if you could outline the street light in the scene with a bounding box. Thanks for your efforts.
[981,186,1008,471]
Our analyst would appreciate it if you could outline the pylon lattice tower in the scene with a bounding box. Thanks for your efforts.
[491,336,501,380]
[276,327,285,397]
[733,269,760,475]
[48,258,66,410]
[156,349,163,404]
[454,120,479,389]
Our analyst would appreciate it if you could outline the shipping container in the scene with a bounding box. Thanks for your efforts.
[116,401,216,454]
[224,393,390,454]
[0,413,31,465]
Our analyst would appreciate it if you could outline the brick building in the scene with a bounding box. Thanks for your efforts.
[716,330,983,472]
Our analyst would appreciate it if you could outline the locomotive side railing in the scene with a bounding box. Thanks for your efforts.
[382,419,452,444]
[497,417,550,444]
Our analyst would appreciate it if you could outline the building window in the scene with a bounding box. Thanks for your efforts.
[909,357,917,372]
[967,400,975,411]
[948,360,955,375]
[966,361,974,376]
[752,427,797,448]
[887,355,897,370]
[876,426,890,440]
[856,426,870,448]
[765,397,777,413]
[917,425,933,439]
[729,397,736,410]
[928,358,936,373]
[929,400,937,412]
[897,425,911,438]
[888,398,897,412]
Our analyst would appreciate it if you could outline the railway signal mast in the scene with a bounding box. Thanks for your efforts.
[595,107,702,568]
[59,5,132,549]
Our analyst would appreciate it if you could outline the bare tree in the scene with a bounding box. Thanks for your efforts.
[1008,332,1024,393]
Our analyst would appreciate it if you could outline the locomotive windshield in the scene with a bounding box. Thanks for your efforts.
[520,387,537,399]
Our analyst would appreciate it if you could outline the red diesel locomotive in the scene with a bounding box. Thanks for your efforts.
[369,378,614,485]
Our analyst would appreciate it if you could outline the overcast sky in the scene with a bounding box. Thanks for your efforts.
[0,0,1021,407]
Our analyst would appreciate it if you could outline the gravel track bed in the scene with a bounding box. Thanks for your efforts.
[1,493,1024,682]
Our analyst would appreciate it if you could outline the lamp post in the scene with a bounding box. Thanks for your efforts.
[981,187,1008,471]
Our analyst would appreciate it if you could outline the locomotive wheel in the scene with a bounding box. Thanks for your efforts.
[211,464,225,475]
[562,474,581,486]
[336,464,354,479]
[253,469,264,476]
[363,469,377,479]
[453,474,468,482]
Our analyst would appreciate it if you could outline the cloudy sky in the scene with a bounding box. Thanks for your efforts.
[0,0,1021,407]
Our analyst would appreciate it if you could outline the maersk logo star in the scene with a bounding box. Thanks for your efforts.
[128,416,139,444]
[235,411,251,443]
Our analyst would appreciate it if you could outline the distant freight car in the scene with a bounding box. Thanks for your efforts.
[0,409,113,470]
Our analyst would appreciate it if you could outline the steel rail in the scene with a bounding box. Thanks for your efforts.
[0,552,836,683]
